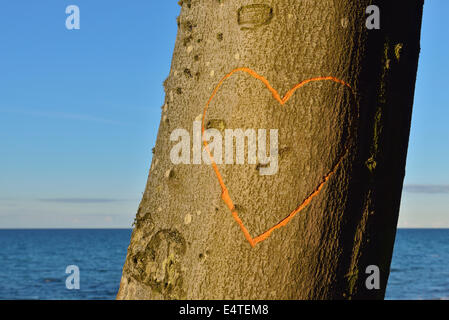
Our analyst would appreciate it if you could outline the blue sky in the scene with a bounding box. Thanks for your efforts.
[0,1,447,228]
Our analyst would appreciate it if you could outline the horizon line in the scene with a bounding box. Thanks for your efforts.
[0,227,448,230]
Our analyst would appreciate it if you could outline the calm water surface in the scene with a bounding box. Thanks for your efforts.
[0,229,447,300]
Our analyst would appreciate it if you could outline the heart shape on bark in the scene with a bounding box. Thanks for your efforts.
[201,67,354,247]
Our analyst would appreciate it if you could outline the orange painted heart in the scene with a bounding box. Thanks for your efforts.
[201,67,354,247]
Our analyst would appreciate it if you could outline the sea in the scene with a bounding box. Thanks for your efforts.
[0,228,447,300]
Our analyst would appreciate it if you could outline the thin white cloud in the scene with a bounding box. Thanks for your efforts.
[0,108,123,125]
[37,198,135,204]
[403,185,449,194]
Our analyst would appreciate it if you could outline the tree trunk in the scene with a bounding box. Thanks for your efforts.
[117,0,423,300]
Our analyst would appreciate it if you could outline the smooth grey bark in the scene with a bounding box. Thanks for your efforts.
[117,0,423,299]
